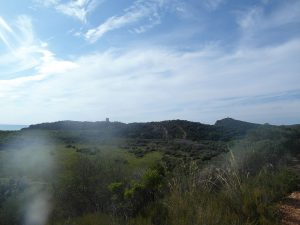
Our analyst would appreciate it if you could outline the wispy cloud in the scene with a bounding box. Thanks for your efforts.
[1,38,299,124]
[237,6,262,30]
[1,1,299,125]
[85,0,166,43]
[0,16,77,79]
[0,17,14,48]
[35,0,101,22]
[0,17,13,33]
[203,0,225,11]
[55,0,100,23]
[35,0,59,7]
[0,15,42,75]
[236,0,300,45]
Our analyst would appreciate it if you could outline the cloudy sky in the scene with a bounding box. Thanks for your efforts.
[0,0,299,125]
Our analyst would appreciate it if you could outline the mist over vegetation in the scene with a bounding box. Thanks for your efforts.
[0,118,299,225]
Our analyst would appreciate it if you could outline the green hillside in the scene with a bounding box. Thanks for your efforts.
[0,118,299,225]
[26,118,260,141]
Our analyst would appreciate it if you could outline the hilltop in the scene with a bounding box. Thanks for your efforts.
[25,118,262,141]
[215,117,261,138]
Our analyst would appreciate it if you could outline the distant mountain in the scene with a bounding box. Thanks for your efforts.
[0,124,28,131]
[25,118,261,141]
[215,118,261,138]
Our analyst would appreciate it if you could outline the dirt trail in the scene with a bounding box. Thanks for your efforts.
[280,155,300,225]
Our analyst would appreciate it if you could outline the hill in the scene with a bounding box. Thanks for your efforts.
[0,117,300,225]
[26,118,260,141]
[215,117,261,138]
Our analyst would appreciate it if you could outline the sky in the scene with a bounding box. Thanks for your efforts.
[0,0,299,125]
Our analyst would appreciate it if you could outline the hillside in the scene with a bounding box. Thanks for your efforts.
[215,117,261,138]
[26,118,260,141]
[0,118,299,225]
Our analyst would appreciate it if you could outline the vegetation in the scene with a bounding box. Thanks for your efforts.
[0,118,299,225]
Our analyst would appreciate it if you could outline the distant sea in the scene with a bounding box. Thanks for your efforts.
[0,124,28,131]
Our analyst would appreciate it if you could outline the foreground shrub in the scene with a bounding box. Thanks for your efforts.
[165,157,297,225]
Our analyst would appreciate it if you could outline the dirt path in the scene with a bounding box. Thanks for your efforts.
[280,155,300,225]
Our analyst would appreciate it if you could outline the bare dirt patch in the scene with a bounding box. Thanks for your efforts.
[281,155,300,225]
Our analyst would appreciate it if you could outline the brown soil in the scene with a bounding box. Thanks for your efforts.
[280,155,300,225]
[281,192,300,225]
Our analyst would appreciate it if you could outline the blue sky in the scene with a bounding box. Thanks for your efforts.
[0,0,299,125]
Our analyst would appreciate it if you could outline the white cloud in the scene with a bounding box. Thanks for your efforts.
[55,0,100,23]
[34,0,59,7]
[1,38,299,124]
[0,16,77,82]
[35,0,101,22]
[237,7,262,30]
[0,17,15,49]
[0,15,41,74]
[1,1,299,125]
[236,0,300,43]
[0,17,13,33]
[85,0,166,43]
